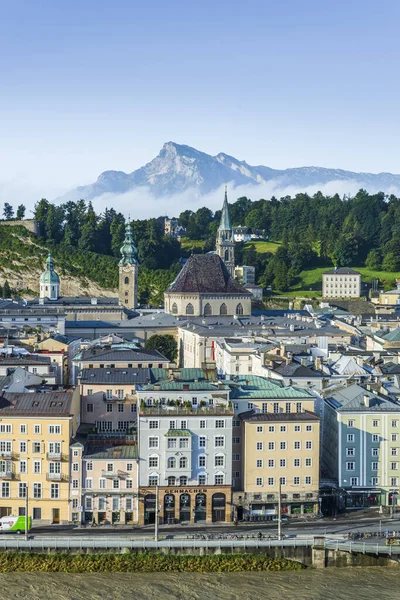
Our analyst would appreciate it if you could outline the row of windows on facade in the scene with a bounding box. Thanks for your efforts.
[243,402,305,414]
[148,435,227,449]
[324,277,359,281]
[346,445,399,456]
[147,454,226,469]
[255,476,313,486]
[148,419,227,429]
[171,303,244,316]
[256,440,314,450]
[344,477,400,487]
[346,461,400,471]
[0,482,60,499]
[347,419,400,428]
[253,423,313,433]
[254,458,313,468]
[148,474,225,486]
[84,496,134,511]
[0,424,61,434]
[86,402,137,412]
[84,363,164,370]
[0,460,63,475]
[0,441,62,454]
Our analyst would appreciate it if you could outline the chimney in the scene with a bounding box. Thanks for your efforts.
[315,357,322,371]
[363,394,370,408]
[301,357,307,367]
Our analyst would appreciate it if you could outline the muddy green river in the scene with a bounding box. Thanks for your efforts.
[0,568,397,599]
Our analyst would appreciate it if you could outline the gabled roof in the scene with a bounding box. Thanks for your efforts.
[331,356,368,376]
[240,409,320,422]
[274,362,324,378]
[80,367,154,385]
[325,384,400,412]
[227,375,313,399]
[166,254,251,295]
[323,268,360,275]
[75,347,169,363]
[0,392,74,416]
[381,328,400,342]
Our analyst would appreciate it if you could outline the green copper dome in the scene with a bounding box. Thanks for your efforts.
[119,223,138,266]
[40,253,60,284]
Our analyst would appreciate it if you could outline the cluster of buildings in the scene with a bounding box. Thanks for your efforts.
[2,192,400,526]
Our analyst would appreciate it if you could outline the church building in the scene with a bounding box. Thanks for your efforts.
[164,191,251,317]
[118,222,139,309]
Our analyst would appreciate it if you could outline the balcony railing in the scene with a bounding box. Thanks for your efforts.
[101,470,129,479]
[46,472,64,481]
[140,405,233,416]
[0,471,13,480]
[46,452,62,461]
[0,451,13,459]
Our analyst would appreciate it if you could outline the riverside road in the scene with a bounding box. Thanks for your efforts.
[28,515,400,539]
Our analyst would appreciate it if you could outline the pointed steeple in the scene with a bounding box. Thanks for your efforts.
[218,185,232,231]
[119,223,138,266]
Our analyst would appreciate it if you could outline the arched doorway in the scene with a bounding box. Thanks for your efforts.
[195,493,207,523]
[144,494,156,525]
[212,493,226,522]
[180,493,191,522]
[164,494,175,525]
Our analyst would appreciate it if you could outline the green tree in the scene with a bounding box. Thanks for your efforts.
[365,249,382,270]
[273,260,289,291]
[382,252,400,272]
[144,334,178,362]
[3,280,11,298]
[3,203,14,219]
[16,204,26,220]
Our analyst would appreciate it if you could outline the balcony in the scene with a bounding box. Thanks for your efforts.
[46,472,64,481]
[46,452,62,461]
[0,451,13,459]
[140,404,233,417]
[0,471,13,480]
[101,470,128,479]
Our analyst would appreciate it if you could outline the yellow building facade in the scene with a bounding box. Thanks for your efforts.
[0,390,80,524]
[239,410,321,518]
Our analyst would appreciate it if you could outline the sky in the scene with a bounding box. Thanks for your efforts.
[0,0,399,211]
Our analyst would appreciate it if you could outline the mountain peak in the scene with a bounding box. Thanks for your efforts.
[57,143,400,204]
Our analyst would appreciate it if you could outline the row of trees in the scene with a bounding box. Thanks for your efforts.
[2,203,26,220]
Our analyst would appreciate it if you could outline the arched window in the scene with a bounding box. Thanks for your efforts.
[167,476,176,486]
[220,303,227,315]
[124,276,129,285]
[185,303,194,315]
[179,456,188,469]
[204,303,212,316]
[180,476,188,485]
[171,302,178,314]
[236,303,244,315]
[167,457,176,469]
[224,249,230,262]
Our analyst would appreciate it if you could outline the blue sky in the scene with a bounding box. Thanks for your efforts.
[0,0,399,203]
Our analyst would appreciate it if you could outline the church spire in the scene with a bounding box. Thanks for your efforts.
[215,186,235,276]
[119,223,138,266]
[218,185,232,232]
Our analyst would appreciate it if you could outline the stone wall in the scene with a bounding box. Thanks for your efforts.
[0,219,40,236]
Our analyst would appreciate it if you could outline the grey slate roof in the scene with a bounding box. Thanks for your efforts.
[240,410,320,422]
[0,392,73,415]
[76,347,169,363]
[166,254,251,295]
[84,443,138,460]
[0,355,51,366]
[323,268,361,275]
[274,362,324,378]
[80,367,154,385]
[325,384,400,412]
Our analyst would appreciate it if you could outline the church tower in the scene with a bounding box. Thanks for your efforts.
[40,252,60,300]
[216,186,235,276]
[119,223,139,309]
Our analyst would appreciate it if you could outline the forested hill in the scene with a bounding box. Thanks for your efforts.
[0,190,400,300]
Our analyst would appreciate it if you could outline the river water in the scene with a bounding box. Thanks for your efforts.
[1,569,398,599]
